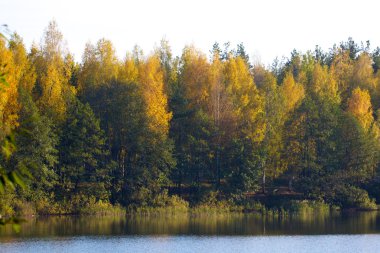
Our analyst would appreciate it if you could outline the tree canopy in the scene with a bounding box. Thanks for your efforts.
[1,22,380,215]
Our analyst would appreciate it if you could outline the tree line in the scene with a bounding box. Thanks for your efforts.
[1,21,380,213]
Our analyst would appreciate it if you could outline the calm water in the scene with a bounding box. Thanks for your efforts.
[1,212,380,253]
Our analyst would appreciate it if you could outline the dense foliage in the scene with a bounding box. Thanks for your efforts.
[1,22,380,215]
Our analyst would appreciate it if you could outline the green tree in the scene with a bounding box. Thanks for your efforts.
[57,99,110,201]
[170,46,213,193]
[285,95,341,195]
[11,90,58,199]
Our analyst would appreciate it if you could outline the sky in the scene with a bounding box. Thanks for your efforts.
[1,0,380,65]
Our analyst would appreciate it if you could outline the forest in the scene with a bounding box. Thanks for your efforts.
[1,21,380,216]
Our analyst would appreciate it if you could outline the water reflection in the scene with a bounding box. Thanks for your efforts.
[0,211,380,239]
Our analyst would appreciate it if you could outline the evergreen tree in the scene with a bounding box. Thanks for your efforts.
[285,95,341,190]
[58,99,110,201]
[11,90,58,199]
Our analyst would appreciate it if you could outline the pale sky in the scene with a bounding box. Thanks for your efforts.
[1,0,380,65]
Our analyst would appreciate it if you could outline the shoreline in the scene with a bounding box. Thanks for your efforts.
[6,203,379,220]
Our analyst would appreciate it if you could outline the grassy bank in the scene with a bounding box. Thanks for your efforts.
[0,192,125,217]
[0,190,377,219]
[124,191,345,217]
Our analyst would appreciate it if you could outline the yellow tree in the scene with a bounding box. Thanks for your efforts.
[223,56,266,191]
[353,53,376,89]
[330,49,354,102]
[225,56,265,142]
[34,21,73,122]
[0,37,19,141]
[347,87,374,131]
[125,53,174,200]
[138,55,172,139]
[280,71,305,189]
[96,39,119,84]
[255,66,287,188]
[119,53,138,84]
[345,87,379,180]
[0,33,37,141]
[281,71,305,114]
[39,64,67,120]
[9,33,36,94]
[310,63,340,103]
[78,39,119,94]
[179,45,210,110]
[77,42,99,93]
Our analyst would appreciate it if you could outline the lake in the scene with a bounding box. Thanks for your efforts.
[1,211,380,253]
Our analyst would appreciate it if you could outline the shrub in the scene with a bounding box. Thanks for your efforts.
[127,190,189,214]
[151,190,189,211]
[289,200,330,214]
[79,197,125,215]
[333,185,376,209]
[0,192,16,217]
[192,191,243,213]
[13,200,35,216]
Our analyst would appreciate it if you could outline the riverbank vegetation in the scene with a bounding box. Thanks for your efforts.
[1,21,380,217]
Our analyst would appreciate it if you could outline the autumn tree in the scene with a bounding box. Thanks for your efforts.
[138,55,172,140]
[0,36,20,141]
[310,63,340,104]
[330,49,354,103]
[353,53,377,92]
[2,24,380,212]
[281,71,305,114]
[32,21,74,122]
[119,53,138,84]
[9,33,36,94]
[347,87,375,131]
[351,53,379,108]
[254,66,287,191]
[223,56,265,193]
[78,39,119,95]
